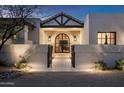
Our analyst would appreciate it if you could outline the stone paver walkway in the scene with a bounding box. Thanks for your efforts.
[52,54,72,71]
[52,57,72,71]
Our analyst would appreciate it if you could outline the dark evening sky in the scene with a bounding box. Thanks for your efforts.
[35,5,124,22]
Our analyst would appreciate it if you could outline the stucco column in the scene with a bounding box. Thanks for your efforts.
[24,25,29,44]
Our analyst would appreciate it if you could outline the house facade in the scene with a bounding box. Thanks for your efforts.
[19,13,124,50]
[1,13,124,71]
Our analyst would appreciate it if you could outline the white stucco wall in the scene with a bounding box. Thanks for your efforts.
[75,45,123,70]
[83,15,89,44]
[85,14,124,45]
[40,28,84,54]
[28,18,41,44]
[1,44,124,71]
[0,44,49,72]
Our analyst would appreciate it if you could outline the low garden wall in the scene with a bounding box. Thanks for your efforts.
[1,44,124,72]
[0,44,49,71]
[74,45,124,70]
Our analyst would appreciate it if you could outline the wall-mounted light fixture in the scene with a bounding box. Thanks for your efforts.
[48,35,51,41]
[73,35,77,41]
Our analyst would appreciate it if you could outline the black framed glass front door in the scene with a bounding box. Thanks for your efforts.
[55,33,70,53]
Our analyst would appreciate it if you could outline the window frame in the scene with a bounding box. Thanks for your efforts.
[97,32,116,45]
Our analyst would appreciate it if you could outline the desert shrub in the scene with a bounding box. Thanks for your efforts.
[115,59,124,71]
[94,60,107,70]
[15,56,27,69]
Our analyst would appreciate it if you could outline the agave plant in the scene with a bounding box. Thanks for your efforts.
[115,59,124,71]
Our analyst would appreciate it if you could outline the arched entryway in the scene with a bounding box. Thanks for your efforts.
[55,33,70,53]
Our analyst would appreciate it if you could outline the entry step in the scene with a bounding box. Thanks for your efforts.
[53,53,71,58]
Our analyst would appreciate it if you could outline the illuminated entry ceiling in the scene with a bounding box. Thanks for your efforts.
[41,12,84,27]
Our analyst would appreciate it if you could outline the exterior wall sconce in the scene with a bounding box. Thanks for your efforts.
[73,35,77,41]
[48,35,51,41]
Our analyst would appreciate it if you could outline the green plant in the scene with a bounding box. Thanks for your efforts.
[115,59,124,71]
[15,56,27,69]
[94,60,107,70]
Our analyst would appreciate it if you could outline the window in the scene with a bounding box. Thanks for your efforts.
[97,32,116,45]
